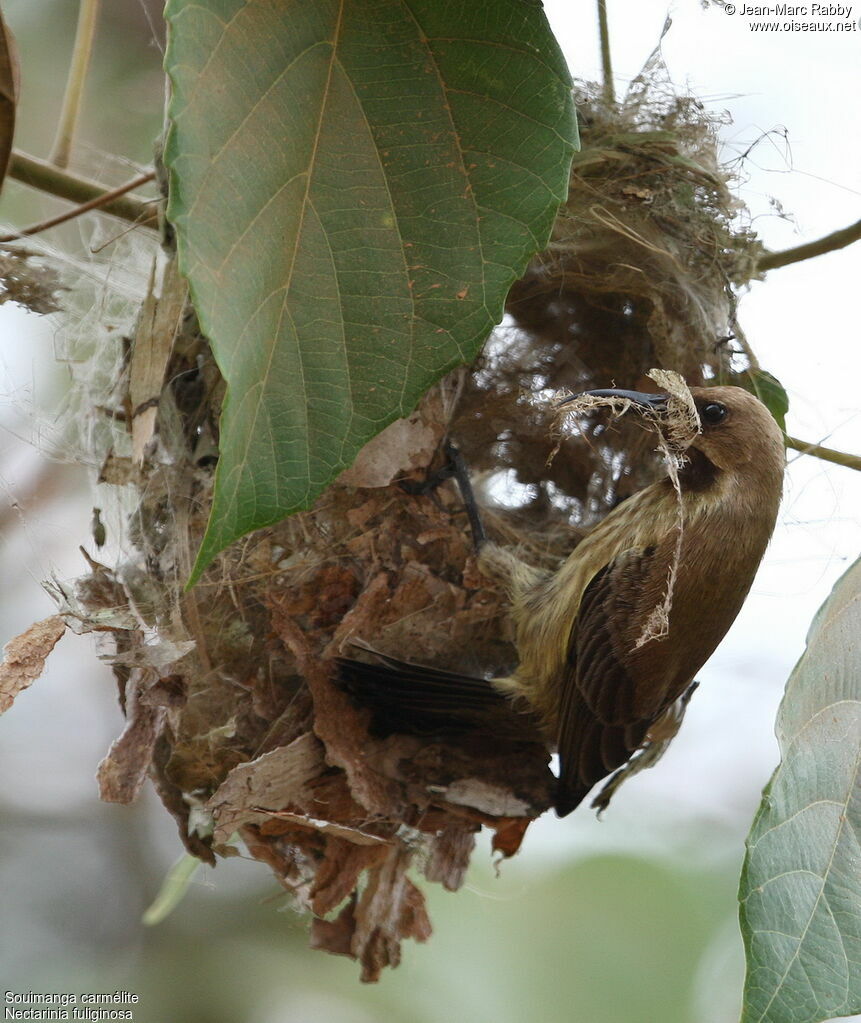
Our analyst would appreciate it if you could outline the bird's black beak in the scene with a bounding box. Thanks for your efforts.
[559,388,670,411]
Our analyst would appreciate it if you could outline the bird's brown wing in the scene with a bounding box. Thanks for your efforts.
[555,544,680,815]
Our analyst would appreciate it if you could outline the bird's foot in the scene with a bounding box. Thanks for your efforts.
[399,441,487,551]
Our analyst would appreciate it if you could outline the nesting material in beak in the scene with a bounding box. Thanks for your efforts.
[555,368,701,460]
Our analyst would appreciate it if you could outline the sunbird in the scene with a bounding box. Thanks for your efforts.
[336,385,785,815]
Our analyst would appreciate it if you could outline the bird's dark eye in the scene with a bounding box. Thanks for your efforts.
[701,402,728,425]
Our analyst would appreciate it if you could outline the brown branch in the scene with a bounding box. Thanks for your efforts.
[6,150,157,228]
[597,0,615,107]
[0,170,155,242]
[786,435,861,472]
[758,217,861,272]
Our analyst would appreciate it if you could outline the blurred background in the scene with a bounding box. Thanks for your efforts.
[0,1,858,1020]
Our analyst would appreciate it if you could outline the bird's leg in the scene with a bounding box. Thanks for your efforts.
[400,444,540,602]
[442,441,487,551]
[399,440,487,551]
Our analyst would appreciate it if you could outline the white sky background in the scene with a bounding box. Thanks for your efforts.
[0,3,858,1011]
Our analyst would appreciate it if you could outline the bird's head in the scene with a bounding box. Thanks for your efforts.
[685,385,785,473]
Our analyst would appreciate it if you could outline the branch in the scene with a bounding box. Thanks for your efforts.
[6,150,157,229]
[50,0,101,167]
[786,435,861,472]
[0,170,155,242]
[597,0,616,106]
[758,217,861,272]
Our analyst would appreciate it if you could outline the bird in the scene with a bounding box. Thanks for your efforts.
[335,384,785,816]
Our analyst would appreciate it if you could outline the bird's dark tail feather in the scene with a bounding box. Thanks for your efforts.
[554,781,594,818]
[333,654,531,741]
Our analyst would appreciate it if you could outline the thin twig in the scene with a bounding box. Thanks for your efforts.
[758,217,861,272]
[0,170,155,242]
[785,435,861,472]
[6,150,157,228]
[597,0,616,106]
[50,0,101,168]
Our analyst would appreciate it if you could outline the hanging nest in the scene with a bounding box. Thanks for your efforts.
[45,73,768,980]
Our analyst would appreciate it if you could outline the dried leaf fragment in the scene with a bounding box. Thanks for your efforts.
[206,732,326,843]
[129,256,187,463]
[353,847,433,982]
[310,839,390,917]
[310,897,359,958]
[423,822,477,891]
[0,615,65,714]
[491,818,531,858]
[337,402,444,488]
[97,668,166,804]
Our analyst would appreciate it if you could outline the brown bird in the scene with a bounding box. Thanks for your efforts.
[336,384,785,815]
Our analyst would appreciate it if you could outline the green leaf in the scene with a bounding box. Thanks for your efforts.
[739,556,861,1023]
[730,369,790,434]
[163,0,578,581]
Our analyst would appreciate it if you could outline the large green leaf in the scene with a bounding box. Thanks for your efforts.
[163,0,578,580]
[739,556,861,1023]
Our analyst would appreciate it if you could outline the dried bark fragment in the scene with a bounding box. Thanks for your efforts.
[130,256,186,463]
[423,822,478,891]
[337,389,447,488]
[206,732,327,843]
[97,667,166,804]
[150,734,216,865]
[310,839,390,917]
[272,604,407,818]
[240,824,307,887]
[491,818,532,858]
[310,897,359,958]
[0,615,65,714]
[352,847,433,982]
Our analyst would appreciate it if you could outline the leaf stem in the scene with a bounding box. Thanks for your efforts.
[597,0,616,106]
[6,150,157,228]
[0,170,155,243]
[758,217,861,272]
[49,0,101,168]
[786,435,861,472]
